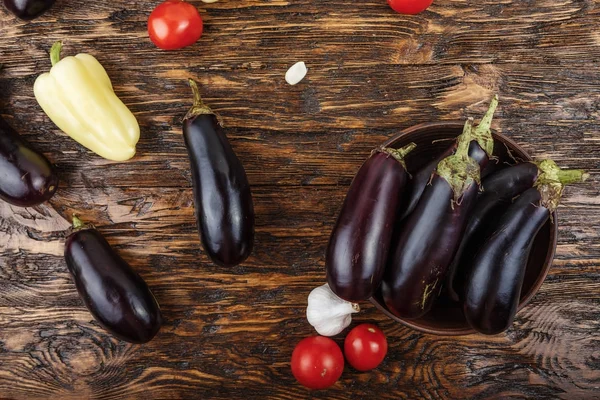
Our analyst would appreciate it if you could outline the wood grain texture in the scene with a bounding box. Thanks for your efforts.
[1,0,599,399]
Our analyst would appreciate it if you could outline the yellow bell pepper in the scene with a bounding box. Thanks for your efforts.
[34,42,140,161]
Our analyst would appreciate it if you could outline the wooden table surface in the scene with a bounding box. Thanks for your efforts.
[1,0,599,399]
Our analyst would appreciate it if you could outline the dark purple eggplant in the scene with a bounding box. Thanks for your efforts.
[382,118,482,319]
[0,116,58,207]
[65,216,162,344]
[2,0,55,20]
[464,170,587,335]
[326,143,416,302]
[398,95,498,221]
[445,162,540,301]
[183,80,254,267]
[445,160,588,301]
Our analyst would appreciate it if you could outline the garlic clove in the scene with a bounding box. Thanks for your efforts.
[285,62,308,85]
[306,283,360,337]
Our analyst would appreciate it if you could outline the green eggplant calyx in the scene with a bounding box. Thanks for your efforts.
[534,162,588,212]
[471,94,499,159]
[535,159,589,186]
[535,181,564,213]
[50,41,63,67]
[380,142,417,170]
[184,79,221,125]
[72,215,94,231]
[437,118,481,204]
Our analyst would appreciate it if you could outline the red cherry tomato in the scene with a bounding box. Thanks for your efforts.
[344,324,388,371]
[148,0,203,50]
[387,0,433,15]
[291,336,344,390]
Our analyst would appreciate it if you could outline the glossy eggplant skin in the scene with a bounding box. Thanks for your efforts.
[326,150,410,302]
[0,117,58,207]
[445,162,540,301]
[464,188,549,335]
[382,174,479,319]
[65,227,162,344]
[183,113,254,267]
[2,0,55,20]
[399,141,488,221]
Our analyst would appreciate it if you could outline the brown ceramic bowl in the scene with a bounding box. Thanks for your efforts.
[370,122,558,336]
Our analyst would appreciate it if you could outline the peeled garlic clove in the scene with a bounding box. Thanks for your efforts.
[306,283,360,337]
[201,0,220,3]
[285,61,307,85]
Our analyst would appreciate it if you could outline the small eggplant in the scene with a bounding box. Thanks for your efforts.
[464,170,587,335]
[2,0,56,20]
[445,160,588,301]
[0,116,58,207]
[326,143,416,302]
[183,80,254,267]
[398,95,498,221]
[65,217,162,344]
[382,118,482,319]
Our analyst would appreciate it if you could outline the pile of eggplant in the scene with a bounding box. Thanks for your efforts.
[326,96,588,335]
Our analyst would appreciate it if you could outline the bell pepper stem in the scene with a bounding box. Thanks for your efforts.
[50,41,63,67]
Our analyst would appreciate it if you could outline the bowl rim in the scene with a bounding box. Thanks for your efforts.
[370,121,558,336]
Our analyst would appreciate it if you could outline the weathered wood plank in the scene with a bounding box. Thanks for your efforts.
[1,63,598,191]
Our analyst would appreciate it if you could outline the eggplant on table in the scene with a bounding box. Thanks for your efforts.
[64,216,162,344]
[382,113,494,320]
[326,143,416,302]
[445,159,589,301]
[182,80,254,267]
[398,95,498,221]
[464,169,588,335]
[0,115,58,207]
[2,0,55,20]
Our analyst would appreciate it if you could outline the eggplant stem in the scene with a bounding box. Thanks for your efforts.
[471,94,499,158]
[455,118,474,159]
[395,142,417,159]
[473,94,499,136]
[536,159,589,185]
[184,79,220,123]
[535,166,588,212]
[72,215,85,229]
[50,41,63,67]
[436,118,481,203]
[72,215,94,231]
[380,142,416,171]
[556,169,589,185]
